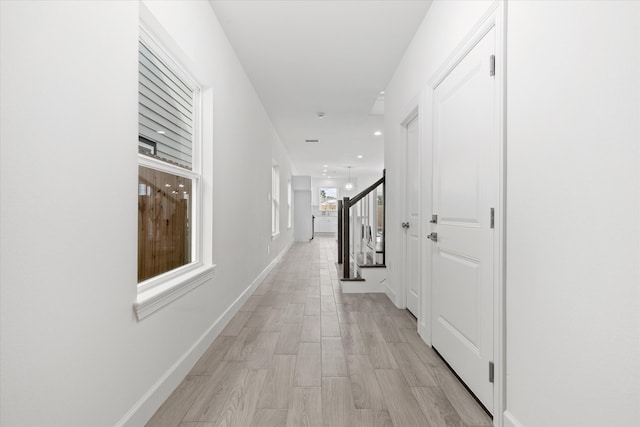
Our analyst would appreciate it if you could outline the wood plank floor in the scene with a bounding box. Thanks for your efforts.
[146,237,492,427]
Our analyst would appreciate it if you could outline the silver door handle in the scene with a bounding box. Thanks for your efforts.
[402,222,410,229]
[427,232,438,242]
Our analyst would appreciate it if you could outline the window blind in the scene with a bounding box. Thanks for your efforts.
[138,40,194,169]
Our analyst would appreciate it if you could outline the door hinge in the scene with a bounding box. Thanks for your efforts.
[489,361,495,383]
[489,55,496,77]
[430,214,438,224]
[490,208,495,229]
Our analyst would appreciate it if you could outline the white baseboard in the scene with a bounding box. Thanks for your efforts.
[418,320,432,347]
[385,281,398,307]
[116,240,293,427]
[503,410,525,427]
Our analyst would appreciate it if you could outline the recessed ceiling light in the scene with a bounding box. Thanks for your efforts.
[357,155,363,159]
[379,91,385,95]
[327,176,331,178]
[157,130,166,134]
[374,131,382,136]
[165,184,171,187]
[323,164,328,168]
[323,169,327,172]
[316,112,325,119]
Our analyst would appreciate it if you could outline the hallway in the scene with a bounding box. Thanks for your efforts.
[147,237,491,427]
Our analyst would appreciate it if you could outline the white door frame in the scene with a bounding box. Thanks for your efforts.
[400,105,421,322]
[418,86,433,345]
[423,1,506,424]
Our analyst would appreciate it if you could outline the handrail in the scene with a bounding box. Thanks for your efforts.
[340,170,385,279]
[343,196,350,278]
[337,200,343,263]
[347,176,384,207]
[382,169,386,265]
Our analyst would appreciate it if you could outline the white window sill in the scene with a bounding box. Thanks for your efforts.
[134,264,216,320]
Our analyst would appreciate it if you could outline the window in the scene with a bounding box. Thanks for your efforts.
[287,179,292,229]
[319,187,337,212]
[272,164,280,236]
[137,29,200,284]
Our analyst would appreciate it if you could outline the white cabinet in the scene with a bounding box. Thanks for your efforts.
[315,216,337,234]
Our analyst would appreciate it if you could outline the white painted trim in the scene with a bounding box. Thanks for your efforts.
[494,1,507,425]
[134,265,216,320]
[385,281,398,306]
[400,105,419,127]
[428,1,501,89]
[136,14,209,312]
[424,1,505,423]
[398,96,421,314]
[139,2,206,87]
[138,154,200,180]
[419,86,433,346]
[138,260,207,294]
[503,411,525,427]
[118,242,293,427]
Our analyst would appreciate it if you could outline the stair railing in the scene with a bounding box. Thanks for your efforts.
[337,169,385,279]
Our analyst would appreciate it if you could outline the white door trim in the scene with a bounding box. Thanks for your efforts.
[425,1,505,424]
[398,102,419,313]
[419,86,433,345]
[400,106,421,321]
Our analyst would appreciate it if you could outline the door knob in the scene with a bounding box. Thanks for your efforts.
[427,232,438,242]
[402,222,410,229]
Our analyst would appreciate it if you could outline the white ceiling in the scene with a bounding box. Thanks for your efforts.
[209,0,432,181]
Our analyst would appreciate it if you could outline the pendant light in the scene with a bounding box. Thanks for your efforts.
[345,166,354,190]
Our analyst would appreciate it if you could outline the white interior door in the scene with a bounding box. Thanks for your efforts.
[431,26,497,412]
[405,115,420,317]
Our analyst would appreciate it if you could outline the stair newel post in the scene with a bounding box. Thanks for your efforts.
[343,196,350,278]
[382,169,386,266]
[337,200,343,264]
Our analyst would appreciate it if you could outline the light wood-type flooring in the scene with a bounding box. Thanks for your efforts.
[146,237,492,427]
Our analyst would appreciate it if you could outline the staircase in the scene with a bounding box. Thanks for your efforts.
[337,170,386,293]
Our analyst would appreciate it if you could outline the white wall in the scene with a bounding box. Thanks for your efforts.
[506,2,639,426]
[385,1,640,426]
[0,1,293,426]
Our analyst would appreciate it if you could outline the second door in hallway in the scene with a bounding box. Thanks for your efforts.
[404,114,421,318]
